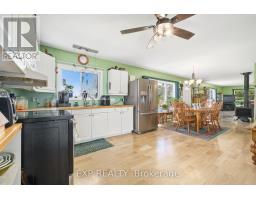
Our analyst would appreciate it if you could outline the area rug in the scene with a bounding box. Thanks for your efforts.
[74,138,113,157]
[165,126,230,141]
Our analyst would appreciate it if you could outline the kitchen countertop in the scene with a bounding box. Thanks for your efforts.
[17,105,134,112]
[17,110,73,123]
[0,123,22,151]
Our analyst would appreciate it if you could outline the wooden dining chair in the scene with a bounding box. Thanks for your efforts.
[174,107,196,134]
[201,102,222,134]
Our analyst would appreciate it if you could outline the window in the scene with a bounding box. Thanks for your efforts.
[82,72,99,99]
[233,88,254,107]
[208,88,217,101]
[157,80,176,106]
[61,69,81,98]
[57,64,103,100]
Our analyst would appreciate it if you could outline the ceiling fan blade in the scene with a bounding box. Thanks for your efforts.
[120,25,155,34]
[155,14,168,20]
[170,14,195,24]
[173,27,195,40]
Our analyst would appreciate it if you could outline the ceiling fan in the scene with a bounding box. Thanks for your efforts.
[120,14,195,48]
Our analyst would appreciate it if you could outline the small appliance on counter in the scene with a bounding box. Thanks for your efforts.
[58,91,71,107]
[18,110,74,185]
[100,95,110,106]
[0,89,18,127]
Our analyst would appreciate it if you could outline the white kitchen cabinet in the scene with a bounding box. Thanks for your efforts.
[72,106,133,144]
[121,107,134,134]
[33,51,56,93]
[73,113,92,143]
[91,112,108,139]
[108,108,122,136]
[120,70,129,95]
[108,69,128,96]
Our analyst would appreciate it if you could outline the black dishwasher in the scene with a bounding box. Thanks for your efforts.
[18,110,74,185]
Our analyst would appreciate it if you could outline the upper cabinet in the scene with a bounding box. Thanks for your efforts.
[108,69,128,96]
[33,51,56,93]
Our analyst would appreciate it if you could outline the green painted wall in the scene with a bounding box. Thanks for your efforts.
[221,86,244,95]
[40,45,221,90]
[4,44,221,108]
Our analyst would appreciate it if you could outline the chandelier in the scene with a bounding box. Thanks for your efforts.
[184,67,203,87]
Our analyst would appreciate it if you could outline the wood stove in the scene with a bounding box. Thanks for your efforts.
[235,72,253,122]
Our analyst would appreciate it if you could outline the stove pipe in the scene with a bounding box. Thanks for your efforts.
[241,72,252,108]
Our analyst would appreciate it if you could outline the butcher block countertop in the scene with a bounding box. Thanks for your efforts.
[17,105,134,112]
[0,123,22,151]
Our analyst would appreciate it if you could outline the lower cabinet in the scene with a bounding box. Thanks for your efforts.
[74,114,92,143]
[91,112,108,139]
[121,108,134,134]
[107,109,122,136]
[22,120,71,185]
[72,107,133,144]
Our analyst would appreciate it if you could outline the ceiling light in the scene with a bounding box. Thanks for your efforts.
[156,22,173,37]
[184,67,203,87]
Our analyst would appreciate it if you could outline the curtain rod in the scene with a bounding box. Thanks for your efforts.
[56,61,104,71]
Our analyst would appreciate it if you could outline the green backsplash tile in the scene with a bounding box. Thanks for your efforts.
[5,88,55,108]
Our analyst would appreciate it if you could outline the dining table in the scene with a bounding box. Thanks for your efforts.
[188,107,209,133]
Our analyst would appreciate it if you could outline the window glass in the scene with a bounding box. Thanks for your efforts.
[155,80,176,107]
[82,72,99,99]
[208,88,216,101]
[61,69,81,98]
[158,82,165,106]
[233,88,254,107]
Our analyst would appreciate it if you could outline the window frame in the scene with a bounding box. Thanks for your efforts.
[56,63,103,100]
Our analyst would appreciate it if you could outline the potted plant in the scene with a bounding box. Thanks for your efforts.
[161,104,168,112]
[65,84,74,98]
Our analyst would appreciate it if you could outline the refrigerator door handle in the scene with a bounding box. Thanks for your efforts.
[149,84,151,105]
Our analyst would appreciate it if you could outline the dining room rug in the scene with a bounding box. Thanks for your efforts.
[165,126,230,141]
[74,138,113,157]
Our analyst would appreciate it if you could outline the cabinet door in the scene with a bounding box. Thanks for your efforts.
[108,109,122,136]
[120,70,128,95]
[22,120,69,185]
[34,52,56,93]
[91,112,108,139]
[108,69,121,95]
[121,108,134,134]
[74,114,92,143]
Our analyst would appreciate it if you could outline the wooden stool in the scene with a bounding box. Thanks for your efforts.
[251,128,256,165]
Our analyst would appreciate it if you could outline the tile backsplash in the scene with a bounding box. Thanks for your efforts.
[5,88,56,108]
[4,88,124,108]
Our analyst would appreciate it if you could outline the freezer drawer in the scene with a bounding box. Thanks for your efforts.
[134,112,158,134]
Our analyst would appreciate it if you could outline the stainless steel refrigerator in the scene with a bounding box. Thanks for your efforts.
[125,79,158,134]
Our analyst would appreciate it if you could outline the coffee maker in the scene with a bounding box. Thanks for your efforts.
[100,95,110,106]
[0,89,18,127]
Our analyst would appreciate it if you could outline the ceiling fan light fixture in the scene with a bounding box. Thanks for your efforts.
[156,22,173,37]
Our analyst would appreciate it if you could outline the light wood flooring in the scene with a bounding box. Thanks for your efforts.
[74,111,256,184]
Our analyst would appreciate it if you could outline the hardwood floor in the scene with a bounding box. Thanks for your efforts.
[74,111,256,184]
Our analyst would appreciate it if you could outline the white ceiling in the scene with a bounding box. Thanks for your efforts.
[39,14,256,86]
